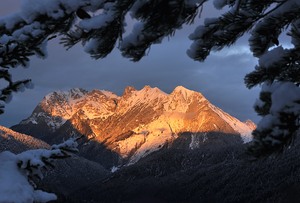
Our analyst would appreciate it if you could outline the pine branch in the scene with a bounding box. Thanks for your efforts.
[17,137,80,181]
[249,7,300,57]
[121,0,205,61]
[245,48,300,88]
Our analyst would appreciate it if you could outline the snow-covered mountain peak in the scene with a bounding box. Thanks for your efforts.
[43,88,88,109]
[86,89,119,100]
[69,88,88,98]
[120,85,167,101]
[171,86,205,101]
[45,88,88,101]
[116,86,168,114]
[14,85,256,165]
[138,85,167,97]
[41,88,118,114]
[164,86,207,113]
[173,85,193,93]
[21,88,119,129]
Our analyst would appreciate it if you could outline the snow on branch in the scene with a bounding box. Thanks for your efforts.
[248,82,300,157]
[0,137,80,203]
[120,0,205,61]
[187,0,274,61]
[249,1,300,57]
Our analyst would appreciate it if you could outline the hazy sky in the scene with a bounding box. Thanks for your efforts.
[0,0,263,127]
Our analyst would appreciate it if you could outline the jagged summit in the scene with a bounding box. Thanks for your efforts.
[122,86,136,97]
[172,85,195,94]
[12,85,255,166]
[44,88,88,101]
[123,85,166,96]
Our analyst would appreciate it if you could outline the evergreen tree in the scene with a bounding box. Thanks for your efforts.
[1,0,300,156]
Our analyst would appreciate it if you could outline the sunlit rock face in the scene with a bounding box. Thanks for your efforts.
[11,86,255,168]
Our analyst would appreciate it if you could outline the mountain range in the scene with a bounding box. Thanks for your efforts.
[4,86,300,202]
[11,85,255,168]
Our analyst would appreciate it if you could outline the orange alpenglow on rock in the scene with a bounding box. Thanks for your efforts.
[12,86,255,165]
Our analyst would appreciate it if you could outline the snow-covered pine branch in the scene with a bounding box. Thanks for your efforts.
[0,137,79,203]
[248,82,300,157]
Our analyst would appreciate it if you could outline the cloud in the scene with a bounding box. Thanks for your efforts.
[0,0,20,15]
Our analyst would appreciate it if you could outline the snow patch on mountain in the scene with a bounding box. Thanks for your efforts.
[189,133,208,150]
[115,133,146,158]
[189,134,200,150]
[125,118,178,164]
[20,112,67,131]
[24,117,38,125]
[100,90,119,99]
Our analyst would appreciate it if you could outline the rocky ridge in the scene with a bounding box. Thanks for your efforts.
[12,86,255,167]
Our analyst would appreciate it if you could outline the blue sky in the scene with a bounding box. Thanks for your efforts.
[0,0,261,127]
